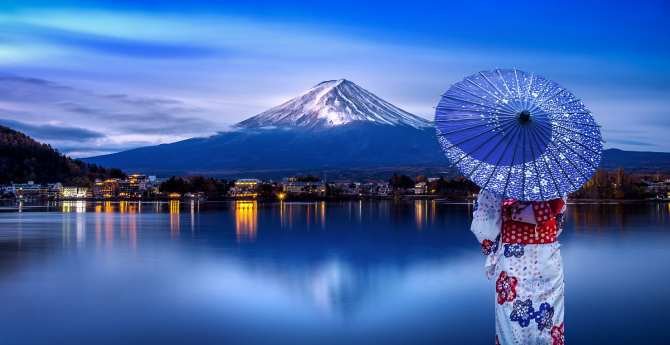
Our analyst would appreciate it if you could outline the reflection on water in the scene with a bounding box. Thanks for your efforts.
[15,200,669,251]
[169,200,180,238]
[0,200,668,345]
[235,200,257,242]
[62,200,86,213]
[414,200,439,229]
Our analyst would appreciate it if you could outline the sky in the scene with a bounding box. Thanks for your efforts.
[0,0,669,157]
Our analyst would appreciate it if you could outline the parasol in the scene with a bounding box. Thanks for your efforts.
[435,68,603,201]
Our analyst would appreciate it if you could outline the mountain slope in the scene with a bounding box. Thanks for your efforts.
[85,122,446,177]
[237,79,431,129]
[0,125,124,184]
[601,149,670,171]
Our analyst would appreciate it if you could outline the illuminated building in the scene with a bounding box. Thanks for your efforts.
[230,179,260,198]
[93,179,120,199]
[122,174,149,198]
[61,186,89,199]
[414,182,428,195]
[47,183,63,199]
[9,181,48,200]
[282,177,326,197]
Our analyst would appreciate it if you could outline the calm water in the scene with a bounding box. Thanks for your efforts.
[0,200,668,345]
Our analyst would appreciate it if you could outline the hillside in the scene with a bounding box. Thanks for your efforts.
[0,125,124,185]
[601,149,670,172]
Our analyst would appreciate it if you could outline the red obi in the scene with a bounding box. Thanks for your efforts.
[501,198,565,244]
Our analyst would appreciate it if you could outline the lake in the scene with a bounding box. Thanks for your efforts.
[0,200,668,345]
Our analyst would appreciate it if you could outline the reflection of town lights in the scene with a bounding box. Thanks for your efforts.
[235,200,257,242]
[62,200,87,213]
[169,200,180,238]
[415,200,425,229]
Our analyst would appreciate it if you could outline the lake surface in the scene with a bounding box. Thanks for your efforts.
[0,200,668,345]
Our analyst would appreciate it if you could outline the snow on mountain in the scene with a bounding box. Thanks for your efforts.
[236,79,432,129]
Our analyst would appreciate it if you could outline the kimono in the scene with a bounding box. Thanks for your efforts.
[471,190,567,345]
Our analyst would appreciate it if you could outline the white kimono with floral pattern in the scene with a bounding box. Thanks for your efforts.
[471,190,566,345]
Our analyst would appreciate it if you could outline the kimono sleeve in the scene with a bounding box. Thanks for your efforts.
[532,198,566,224]
[552,197,568,236]
[471,189,503,256]
[549,198,566,217]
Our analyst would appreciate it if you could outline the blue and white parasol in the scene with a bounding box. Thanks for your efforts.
[435,68,603,201]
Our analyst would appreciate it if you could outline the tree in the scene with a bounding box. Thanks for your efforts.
[389,173,415,190]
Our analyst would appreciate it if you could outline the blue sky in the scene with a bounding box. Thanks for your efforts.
[0,0,668,156]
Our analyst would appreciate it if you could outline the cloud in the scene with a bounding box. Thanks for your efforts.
[0,118,104,140]
[0,22,218,59]
[55,100,216,135]
[607,138,655,148]
[0,74,226,156]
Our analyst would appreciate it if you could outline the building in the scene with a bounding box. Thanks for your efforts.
[128,174,149,192]
[643,179,670,199]
[9,182,48,199]
[61,186,88,199]
[47,183,63,199]
[116,174,149,198]
[414,181,428,195]
[92,179,120,199]
[230,179,261,198]
[282,177,326,196]
[370,182,391,196]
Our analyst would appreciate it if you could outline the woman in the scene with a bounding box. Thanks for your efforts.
[471,190,567,345]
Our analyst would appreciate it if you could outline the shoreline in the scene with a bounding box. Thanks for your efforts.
[0,197,666,212]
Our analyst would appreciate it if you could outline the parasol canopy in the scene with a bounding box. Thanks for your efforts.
[435,68,603,201]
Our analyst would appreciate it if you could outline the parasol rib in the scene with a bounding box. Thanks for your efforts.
[525,124,547,200]
[479,124,522,194]
[463,119,523,180]
[526,124,565,196]
[441,95,518,115]
[452,84,518,115]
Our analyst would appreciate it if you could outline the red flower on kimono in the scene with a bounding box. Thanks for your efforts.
[495,271,518,304]
[481,239,494,255]
[551,323,565,345]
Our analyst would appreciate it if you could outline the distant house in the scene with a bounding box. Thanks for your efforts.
[10,181,48,199]
[47,183,63,199]
[642,179,670,199]
[414,182,428,195]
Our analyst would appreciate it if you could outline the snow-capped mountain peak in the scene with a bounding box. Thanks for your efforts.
[236,79,431,129]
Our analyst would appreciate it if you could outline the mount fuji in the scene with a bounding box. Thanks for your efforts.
[84,80,449,178]
[237,79,431,130]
